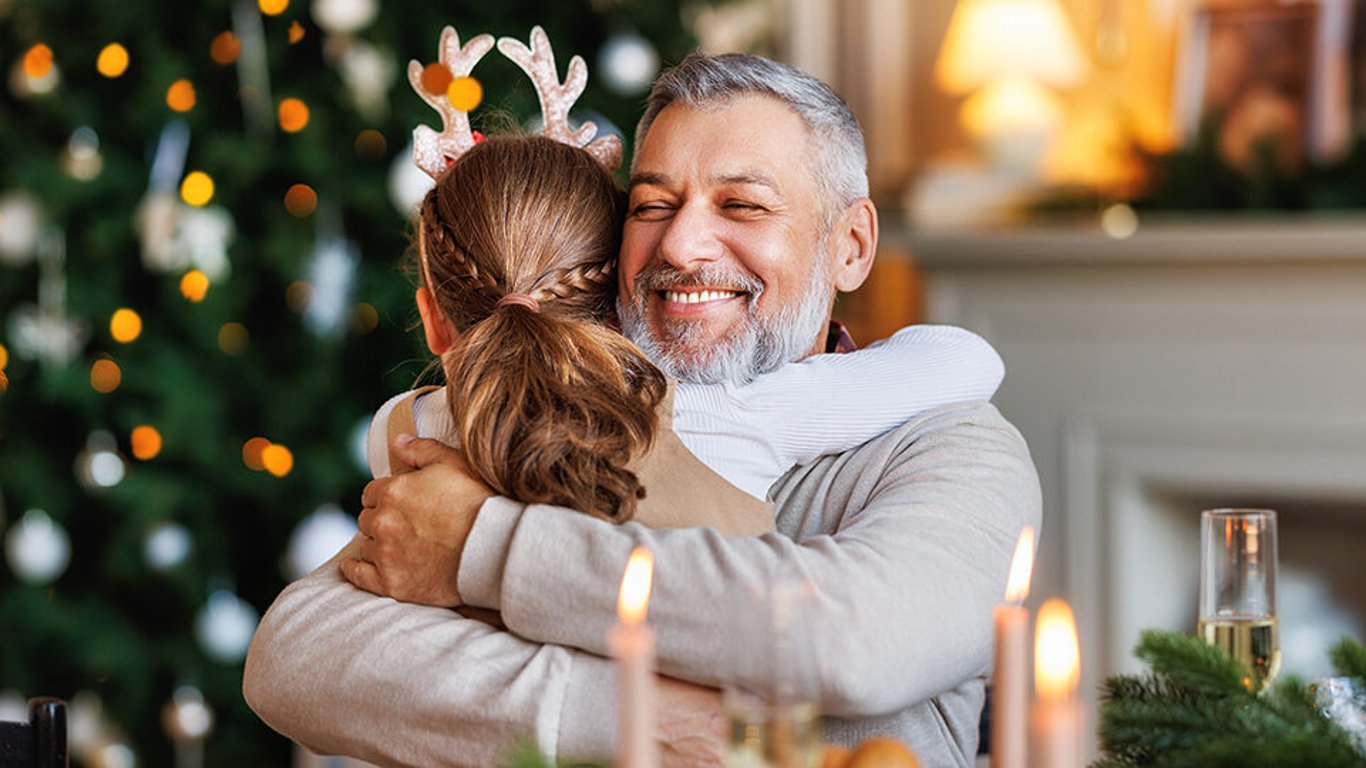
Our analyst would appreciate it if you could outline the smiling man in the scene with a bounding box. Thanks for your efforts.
[245,54,1040,768]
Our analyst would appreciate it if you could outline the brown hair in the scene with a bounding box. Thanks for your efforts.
[417,135,666,522]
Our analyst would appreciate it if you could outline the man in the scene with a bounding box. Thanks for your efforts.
[244,53,1040,768]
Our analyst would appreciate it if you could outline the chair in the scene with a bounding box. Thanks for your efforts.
[0,697,68,768]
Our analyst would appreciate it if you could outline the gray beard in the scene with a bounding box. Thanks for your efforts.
[617,260,833,385]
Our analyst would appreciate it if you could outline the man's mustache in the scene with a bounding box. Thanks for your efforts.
[630,263,764,297]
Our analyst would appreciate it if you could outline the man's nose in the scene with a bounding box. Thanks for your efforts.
[657,203,724,271]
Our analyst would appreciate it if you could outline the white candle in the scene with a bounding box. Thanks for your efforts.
[991,526,1034,768]
[1030,598,1084,768]
[609,546,658,768]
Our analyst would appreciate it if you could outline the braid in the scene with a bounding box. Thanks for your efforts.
[534,259,616,302]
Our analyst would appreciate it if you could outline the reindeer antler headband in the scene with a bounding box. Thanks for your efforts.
[409,25,623,179]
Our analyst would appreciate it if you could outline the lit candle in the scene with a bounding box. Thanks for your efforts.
[610,546,659,768]
[1031,598,1083,768]
[991,526,1034,768]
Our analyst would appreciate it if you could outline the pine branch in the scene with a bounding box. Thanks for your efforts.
[1331,636,1366,683]
[1133,629,1250,695]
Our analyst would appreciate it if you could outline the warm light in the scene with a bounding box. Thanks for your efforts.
[90,358,122,392]
[354,129,386,159]
[446,76,482,112]
[261,443,294,477]
[166,78,196,112]
[283,184,317,217]
[1100,204,1138,239]
[288,20,305,44]
[110,308,143,343]
[242,437,271,471]
[258,0,288,15]
[278,98,310,132]
[0,342,8,369]
[0,370,8,394]
[1004,526,1035,604]
[22,44,53,78]
[616,546,654,626]
[934,0,1086,94]
[131,425,163,460]
[96,44,130,78]
[180,270,210,302]
[218,323,249,355]
[180,171,214,206]
[285,281,312,312]
[350,303,379,334]
[1035,598,1080,702]
[421,63,453,96]
[210,32,242,65]
[961,77,1063,137]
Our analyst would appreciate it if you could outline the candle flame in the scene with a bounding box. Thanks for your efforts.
[1034,598,1079,701]
[616,546,654,626]
[1004,526,1035,603]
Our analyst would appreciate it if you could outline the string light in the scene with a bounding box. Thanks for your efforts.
[110,308,143,343]
[354,129,386,159]
[131,425,162,460]
[180,270,210,302]
[446,76,482,112]
[288,20,305,44]
[0,369,7,394]
[22,44,54,79]
[420,63,452,96]
[180,171,214,206]
[261,443,294,477]
[283,184,317,217]
[241,437,270,471]
[285,281,311,312]
[218,323,248,355]
[96,43,129,78]
[0,342,8,369]
[210,32,242,65]
[90,358,122,393]
[258,0,288,15]
[350,303,378,334]
[166,79,196,112]
[278,98,310,132]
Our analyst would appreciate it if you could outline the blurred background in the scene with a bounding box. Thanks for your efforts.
[2,0,1364,765]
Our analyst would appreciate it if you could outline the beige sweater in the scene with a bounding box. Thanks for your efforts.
[244,401,1040,767]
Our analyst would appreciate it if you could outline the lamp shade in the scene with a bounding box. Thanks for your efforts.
[935,0,1088,94]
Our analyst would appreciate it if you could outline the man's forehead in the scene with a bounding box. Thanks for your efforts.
[628,168,782,191]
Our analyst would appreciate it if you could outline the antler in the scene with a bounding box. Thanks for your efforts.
[409,26,495,180]
[498,26,623,171]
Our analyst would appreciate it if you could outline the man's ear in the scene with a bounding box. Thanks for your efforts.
[416,286,457,355]
[830,198,878,293]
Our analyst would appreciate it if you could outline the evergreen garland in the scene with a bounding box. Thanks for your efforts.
[1096,631,1366,768]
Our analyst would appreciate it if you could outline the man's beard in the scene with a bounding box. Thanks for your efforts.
[617,258,833,385]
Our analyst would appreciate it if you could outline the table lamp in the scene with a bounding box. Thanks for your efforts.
[934,0,1087,175]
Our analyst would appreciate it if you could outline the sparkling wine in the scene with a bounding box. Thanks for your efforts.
[726,700,820,768]
[1198,616,1281,691]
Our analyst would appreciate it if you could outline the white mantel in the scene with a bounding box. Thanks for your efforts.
[905,216,1366,757]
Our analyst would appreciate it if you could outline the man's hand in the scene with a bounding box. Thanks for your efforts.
[341,434,493,607]
[656,676,727,768]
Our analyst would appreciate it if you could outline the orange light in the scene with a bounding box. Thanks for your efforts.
[22,44,54,79]
[210,32,242,65]
[283,184,317,217]
[288,20,305,43]
[180,171,214,207]
[0,342,8,369]
[354,129,386,159]
[110,308,143,343]
[179,270,210,302]
[1034,598,1080,702]
[420,63,452,96]
[278,98,309,133]
[96,43,130,78]
[258,0,288,15]
[0,369,7,394]
[261,443,294,477]
[218,323,249,355]
[90,358,122,392]
[350,303,379,334]
[242,437,271,471]
[616,546,654,626]
[446,76,482,112]
[285,281,312,312]
[131,425,163,460]
[166,78,196,112]
[1004,526,1035,604]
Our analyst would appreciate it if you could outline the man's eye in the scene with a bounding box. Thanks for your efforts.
[631,203,673,218]
[724,201,763,212]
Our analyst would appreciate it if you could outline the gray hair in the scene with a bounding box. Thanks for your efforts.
[633,53,869,220]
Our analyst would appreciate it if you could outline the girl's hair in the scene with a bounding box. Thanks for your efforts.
[417,135,666,522]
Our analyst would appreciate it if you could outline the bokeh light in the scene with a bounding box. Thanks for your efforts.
[96,44,129,78]
[278,98,309,133]
[420,63,452,96]
[261,444,294,477]
[218,323,249,355]
[180,270,210,302]
[180,171,214,206]
[131,425,163,460]
[354,129,386,159]
[110,308,143,343]
[242,437,270,471]
[0,369,8,394]
[446,76,482,112]
[210,32,242,65]
[22,44,53,79]
[0,342,8,370]
[288,20,305,44]
[285,281,312,312]
[166,79,196,112]
[90,358,122,393]
[350,303,379,334]
[258,0,288,15]
[283,184,317,217]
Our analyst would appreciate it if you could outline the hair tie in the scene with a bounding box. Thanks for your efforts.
[495,293,540,313]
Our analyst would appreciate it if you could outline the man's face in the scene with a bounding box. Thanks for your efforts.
[618,95,837,384]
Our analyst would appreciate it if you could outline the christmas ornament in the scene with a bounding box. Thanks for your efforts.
[75,431,126,490]
[4,508,71,585]
[388,140,433,214]
[144,522,193,571]
[162,685,213,768]
[61,126,103,181]
[311,0,377,36]
[194,589,258,663]
[0,190,43,264]
[284,504,357,580]
[8,230,84,367]
[137,196,235,279]
[302,223,359,338]
[598,32,658,95]
[337,40,396,121]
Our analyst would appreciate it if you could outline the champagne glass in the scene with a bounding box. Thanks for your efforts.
[1198,508,1280,691]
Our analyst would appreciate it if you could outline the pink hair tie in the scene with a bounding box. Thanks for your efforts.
[495,293,540,313]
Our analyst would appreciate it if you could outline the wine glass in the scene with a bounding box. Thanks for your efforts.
[1198,508,1280,691]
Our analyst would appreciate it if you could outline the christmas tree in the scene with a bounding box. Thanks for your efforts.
[0,1,715,764]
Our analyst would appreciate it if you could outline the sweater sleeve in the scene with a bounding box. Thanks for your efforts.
[461,402,1040,718]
